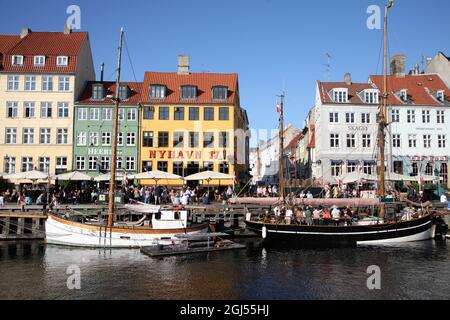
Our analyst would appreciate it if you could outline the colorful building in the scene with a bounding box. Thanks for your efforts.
[0,27,95,175]
[73,81,142,177]
[139,56,250,186]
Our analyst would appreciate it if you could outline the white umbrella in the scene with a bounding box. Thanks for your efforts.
[341,172,378,184]
[5,170,49,180]
[134,170,182,181]
[184,170,234,181]
[94,172,128,182]
[54,171,93,181]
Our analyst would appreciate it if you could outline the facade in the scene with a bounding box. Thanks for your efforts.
[139,56,250,186]
[425,52,450,88]
[73,82,142,177]
[0,27,95,175]
[369,74,450,188]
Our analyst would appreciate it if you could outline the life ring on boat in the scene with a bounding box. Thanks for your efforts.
[173,205,183,210]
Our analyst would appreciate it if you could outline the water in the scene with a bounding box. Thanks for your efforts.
[0,237,449,300]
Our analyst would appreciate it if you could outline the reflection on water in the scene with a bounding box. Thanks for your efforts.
[0,238,448,300]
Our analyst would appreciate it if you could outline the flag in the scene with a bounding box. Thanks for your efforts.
[387,0,394,9]
[276,97,281,113]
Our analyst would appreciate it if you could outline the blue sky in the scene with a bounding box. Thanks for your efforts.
[1,0,449,143]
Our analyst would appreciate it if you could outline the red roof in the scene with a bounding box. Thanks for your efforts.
[0,35,21,70]
[317,80,376,104]
[76,82,143,105]
[142,72,238,104]
[369,74,450,106]
[1,31,88,74]
[285,133,303,151]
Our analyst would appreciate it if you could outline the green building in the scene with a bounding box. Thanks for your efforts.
[73,81,142,177]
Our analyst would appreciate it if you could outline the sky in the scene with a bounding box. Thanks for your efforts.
[1,0,449,145]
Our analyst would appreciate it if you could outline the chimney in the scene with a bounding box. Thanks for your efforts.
[344,73,352,85]
[177,55,190,75]
[20,28,31,39]
[100,63,105,82]
[64,23,72,35]
[390,54,406,77]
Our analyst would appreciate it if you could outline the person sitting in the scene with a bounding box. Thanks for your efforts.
[312,207,322,225]
[331,206,341,226]
[306,191,313,199]
[440,193,448,204]
[285,208,293,224]
[0,192,5,207]
[344,206,353,226]
[304,206,313,226]
[202,192,210,205]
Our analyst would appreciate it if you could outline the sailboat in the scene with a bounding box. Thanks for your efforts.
[45,29,208,248]
[240,2,441,246]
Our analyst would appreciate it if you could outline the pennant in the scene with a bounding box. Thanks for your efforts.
[387,0,394,9]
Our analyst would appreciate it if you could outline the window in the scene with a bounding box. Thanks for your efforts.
[361,113,370,124]
[362,134,371,148]
[364,90,378,104]
[438,135,446,148]
[89,132,99,146]
[118,85,129,100]
[173,132,184,148]
[219,162,229,174]
[204,107,214,121]
[90,108,100,120]
[425,163,433,176]
[440,163,448,185]
[329,112,339,123]
[7,102,18,118]
[189,132,199,148]
[204,132,214,148]
[34,56,45,66]
[173,162,184,176]
[25,76,36,91]
[22,157,33,172]
[437,110,445,124]
[363,162,373,175]
[57,128,68,144]
[345,113,355,123]
[405,109,415,123]
[58,76,70,91]
[392,134,401,148]
[189,107,199,120]
[174,107,184,120]
[92,84,104,100]
[77,108,87,120]
[391,109,400,122]
[40,128,51,144]
[24,102,35,118]
[100,157,110,171]
[23,128,34,144]
[40,102,52,118]
[126,157,135,171]
[411,162,419,176]
[333,89,347,103]
[149,85,166,99]
[219,132,229,148]
[393,161,403,175]
[203,162,214,172]
[187,162,200,175]
[118,109,124,120]
[12,55,23,65]
[5,128,17,144]
[42,76,53,91]
[76,156,85,170]
[141,161,153,173]
[102,108,112,121]
[330,134,339,148]
[422,110,430,123]
[408,134,417,148]
[158,132,169,147]
[423,134,431,148]
[346,134,355,148]
[143,131,154,147]
[57,102,69,118]
[213,87,228,100]
[219,107,229,121]
[181,86,197,99]
[4,157,16,174]
[117,132,123,146]
[126,132,136,146]
[39,157,50,173]
[102,132,111,146]
[77,132,87,146]
[437,90,445,102]
[331,161,341,177]
[127,109,136,121]
[347,161,357,173]
[143,107,154,119]
[117,157,124,170]
[159,107,169,120]
[56,157,68,174]
[88,157,98,171]
[400,89,408,101]
[7,75,19,91]
[57,56,68,66]
[157,161,168,172]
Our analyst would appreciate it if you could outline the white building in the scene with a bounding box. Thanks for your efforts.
[425,52,450,89]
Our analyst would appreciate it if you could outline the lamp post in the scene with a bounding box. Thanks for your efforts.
[435,168,441,197]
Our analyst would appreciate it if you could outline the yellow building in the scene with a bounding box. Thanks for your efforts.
[139,56,250,186]
[0,27,95,176]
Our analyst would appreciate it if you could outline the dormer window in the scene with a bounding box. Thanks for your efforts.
[181,86,197,99]
[213,86,228,100]
[364,89,379,104]
[332,88,348,103]
[12,55,23,66]
[437,90,445,102]
[57,56,68,66]
[34,55,45,66]
[149,85,166,99]
[92,84,105,100]
[118,85,129,101]
[400,89,408,102]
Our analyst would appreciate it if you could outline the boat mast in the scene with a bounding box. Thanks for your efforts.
[107,28,124,227]
[279,94,285,201]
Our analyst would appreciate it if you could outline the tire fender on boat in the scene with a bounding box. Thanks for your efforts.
[262,225,267,239]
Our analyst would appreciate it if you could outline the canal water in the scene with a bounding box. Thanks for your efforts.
[0,237,449,300]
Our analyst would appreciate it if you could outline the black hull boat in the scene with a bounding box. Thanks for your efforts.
[244,213,434,247]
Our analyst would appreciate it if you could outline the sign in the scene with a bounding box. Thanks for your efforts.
[148,150,228,161]
[88,148,123,156]
[348,125,369,131]
[409,155,448,161]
